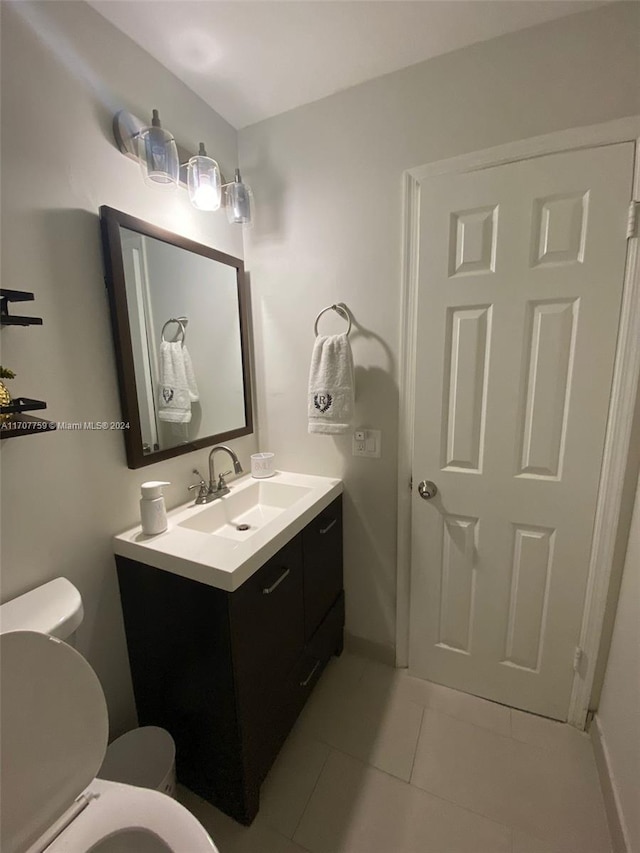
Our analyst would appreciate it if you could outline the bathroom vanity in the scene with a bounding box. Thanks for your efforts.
[113,472,343,824]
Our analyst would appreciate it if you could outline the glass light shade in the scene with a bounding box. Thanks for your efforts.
[137,111,179,188]
[224,169,253,225]
[187,153,221,211]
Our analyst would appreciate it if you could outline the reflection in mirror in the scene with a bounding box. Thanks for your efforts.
[120,226,246,449]
[100,207,253,469]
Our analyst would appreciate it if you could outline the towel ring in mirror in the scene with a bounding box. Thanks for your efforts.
[314,303,352,337]
[161,318,187,344]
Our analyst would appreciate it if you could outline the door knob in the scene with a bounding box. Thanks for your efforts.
[417,480,438,500]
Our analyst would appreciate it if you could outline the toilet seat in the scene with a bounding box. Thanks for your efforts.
[0,632,217,853]
[40,778,217,853]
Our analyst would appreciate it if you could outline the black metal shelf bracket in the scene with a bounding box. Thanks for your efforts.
[0,290,43,326]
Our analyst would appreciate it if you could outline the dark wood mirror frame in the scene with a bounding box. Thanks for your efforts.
[100,206,253,469]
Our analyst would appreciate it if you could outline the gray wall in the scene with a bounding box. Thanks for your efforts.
[0,0,256,735]
[239,2,640,654]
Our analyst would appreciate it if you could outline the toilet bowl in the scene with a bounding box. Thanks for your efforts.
[0,631,218,853]
[28,778,215,853]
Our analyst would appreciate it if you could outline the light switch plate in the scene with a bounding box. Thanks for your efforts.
[352,428,381,458]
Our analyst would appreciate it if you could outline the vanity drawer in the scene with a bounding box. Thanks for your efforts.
[302,496,343,640]
[278,593,345,760]
[230,534,304,711]
[292,589,345,711]
[249,591,345,783]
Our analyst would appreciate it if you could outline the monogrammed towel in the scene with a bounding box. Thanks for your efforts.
[308,333,354,434]
[158,341,193,423]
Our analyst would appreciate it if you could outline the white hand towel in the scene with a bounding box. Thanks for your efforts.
[158,341,192,423]
[308,333,355,434]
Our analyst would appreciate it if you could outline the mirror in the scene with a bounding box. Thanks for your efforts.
[100,206,253,469]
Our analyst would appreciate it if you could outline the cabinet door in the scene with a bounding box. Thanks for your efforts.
[302,496,343,640]
[230,534,304,714]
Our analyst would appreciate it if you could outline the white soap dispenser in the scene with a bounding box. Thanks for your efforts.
[140,481,170,535]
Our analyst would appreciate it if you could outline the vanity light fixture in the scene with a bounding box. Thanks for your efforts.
[137,109,179,188]
[113,109,252,224]
[224,169,253,225]
[187,143,221,211]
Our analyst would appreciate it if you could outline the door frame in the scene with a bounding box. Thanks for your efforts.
[396,116,640,728]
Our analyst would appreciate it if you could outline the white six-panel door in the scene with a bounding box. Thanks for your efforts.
[409,143,634,720]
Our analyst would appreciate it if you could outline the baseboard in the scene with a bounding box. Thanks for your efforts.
[344,631,396,667]
[590,716,629,853]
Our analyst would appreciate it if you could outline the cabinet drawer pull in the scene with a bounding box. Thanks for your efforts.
[300,659,321,687]
[319,518,337,535]
[262,567,290,595]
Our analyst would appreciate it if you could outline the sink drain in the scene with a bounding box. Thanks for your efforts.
[235,523,251,532]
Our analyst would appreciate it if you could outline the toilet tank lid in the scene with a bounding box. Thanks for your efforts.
[0,578,84,639]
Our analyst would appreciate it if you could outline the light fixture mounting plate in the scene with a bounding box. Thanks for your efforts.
[113,110,146,159]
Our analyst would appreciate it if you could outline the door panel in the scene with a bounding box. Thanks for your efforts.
[437,514,478,653]
[409,142,634,720]
[517,298,578,479]
[442,305,492,472]
[503,523,554,671]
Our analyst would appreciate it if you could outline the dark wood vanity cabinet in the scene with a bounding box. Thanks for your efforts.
[116,495,343,825]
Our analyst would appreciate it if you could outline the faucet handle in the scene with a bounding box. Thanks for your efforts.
[188,469,208,503]
[189,469,206,487]
[216,470,233,490]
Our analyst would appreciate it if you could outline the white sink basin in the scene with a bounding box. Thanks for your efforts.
[113,471,342,592]
[179,481,313,540]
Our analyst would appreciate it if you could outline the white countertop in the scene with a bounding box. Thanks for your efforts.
[113,470,343,592]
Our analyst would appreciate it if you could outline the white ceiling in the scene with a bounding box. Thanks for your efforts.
[90,1,607,129]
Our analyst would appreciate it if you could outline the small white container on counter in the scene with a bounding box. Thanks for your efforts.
[251,453,275,479]
[140,481,170,535]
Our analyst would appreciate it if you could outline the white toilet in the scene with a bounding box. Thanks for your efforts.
[0,581,218,853]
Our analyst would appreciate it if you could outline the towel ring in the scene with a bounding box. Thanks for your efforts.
[314,303,352,337]
[161,318,186,344]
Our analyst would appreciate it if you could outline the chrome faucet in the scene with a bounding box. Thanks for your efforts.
[207,445,243,499]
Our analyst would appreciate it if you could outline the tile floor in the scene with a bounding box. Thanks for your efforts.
[178,652,612,853]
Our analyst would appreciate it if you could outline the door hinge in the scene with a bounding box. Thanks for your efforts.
[573,647,584,675]
[627,200,640,239]
[584,709,595,732]
[409,476,413,491]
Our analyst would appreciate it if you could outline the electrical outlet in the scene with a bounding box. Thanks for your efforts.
[352,429,381,458]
